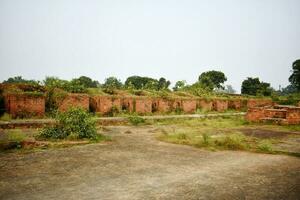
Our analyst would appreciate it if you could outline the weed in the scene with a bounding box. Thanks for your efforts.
[0,113,12,121]
[128,115,145,125]
[257,140,273,153]
[215,133,247,150]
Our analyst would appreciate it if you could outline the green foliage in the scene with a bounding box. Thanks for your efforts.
[77,76,99,88]
[202,133,211,146]
[173,80,187,91]
[125,76,170,91]
[158,77,171,90]
[128,115,145,125]
[0,113,12,121]
[198,70,227,90]
[107,105,120,117]
[102,76,123,94]
[43,76,87,93]
[289,59,300,91]
[2,76,40,85]
[39,108,97,140]
[183,81,212,96]
[215,133,247,150]
[257,140,273,153]
[241,77,272,96]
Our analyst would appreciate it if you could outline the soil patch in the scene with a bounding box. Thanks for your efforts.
[239,128,298,139]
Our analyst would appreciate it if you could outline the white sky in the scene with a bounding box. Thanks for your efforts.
[0,0,300,92]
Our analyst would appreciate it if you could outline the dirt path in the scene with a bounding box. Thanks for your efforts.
[0,126,299,200]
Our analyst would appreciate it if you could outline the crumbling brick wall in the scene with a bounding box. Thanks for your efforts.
[4,93,45,118]
[182,99,197,113]
[90,96,121,114]
[245,107,265,122]
[213,99,228,112]
[247,99,273,108]
[285,107,300,124]
[157,99,172,113]
[197,99,213,111]
[121,97,134,113]
[228,99,242,110]
[58,93,89,112]
[135,97,152,114]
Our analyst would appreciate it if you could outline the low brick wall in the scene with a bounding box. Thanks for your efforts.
[213,99,228,112]
[247,99,273,108]
[4,93,45,118]
[246,105,300,125]
[182,99,197,113]
[58,93,89,112]
[228,99,242,110]
[157,99,172,113]
[285,107,300,125]
[245,107,265,122]
[121,97,134,113]
[197,99,213,111]
[90,96,121,114]
[135,97,152,114]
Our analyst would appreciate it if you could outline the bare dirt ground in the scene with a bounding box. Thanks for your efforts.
[0,125,300,200]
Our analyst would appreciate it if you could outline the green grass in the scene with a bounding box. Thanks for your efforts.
[155,116,299,155]
[0,113,12,121]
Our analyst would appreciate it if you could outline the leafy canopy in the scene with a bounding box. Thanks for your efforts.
[289,59,300,91]
[198,70,227,90]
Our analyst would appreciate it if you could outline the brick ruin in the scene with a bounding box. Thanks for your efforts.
[246,105,300,125]
[3,93,45,118]
[3,91,290,122]
[57,93,89,112]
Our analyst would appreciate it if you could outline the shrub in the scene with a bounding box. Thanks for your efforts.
[202,133,211,146]
[39,108,97,140]
[176,133,188,140]
[0,113,12,121]
[215,133,246,150]
[257,140,273,153]
[128,115,145,125]
[107,105,120,117]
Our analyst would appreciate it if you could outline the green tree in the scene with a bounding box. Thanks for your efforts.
[173,80,187,91]
[198,70,227,90]
[125,76,159,90]
[103,77,123,89]
[2,76,39,85]
[241,77,272,96]
[289,59,300,91]
[77,76,99,88]
[158,77,171,90]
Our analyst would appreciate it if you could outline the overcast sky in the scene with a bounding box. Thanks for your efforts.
[0,0,299,92]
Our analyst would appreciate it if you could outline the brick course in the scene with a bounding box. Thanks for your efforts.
[4,93,45,118]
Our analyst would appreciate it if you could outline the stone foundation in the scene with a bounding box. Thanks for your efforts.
[246,105,300,125]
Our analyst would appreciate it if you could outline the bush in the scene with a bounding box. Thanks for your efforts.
[257,140,273,153]
[202,133,211,146]
[215,133,246,150]
[39,108,97,140]
[128,115,145,125]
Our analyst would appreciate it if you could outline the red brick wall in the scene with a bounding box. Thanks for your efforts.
[90,96,121,114]
[213,100,228,112]
[58,93,89,112]
[264,109,287,119]
[247,99,273,108]
[228,99,242,110]
[135,97,152,114]
[182,99,197,113]
[197,99,213,111]
[121,97,134,113]
[285,108,300,125]
[157,99,172,113]
[4,93,45,118]
[245,107,265,122]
